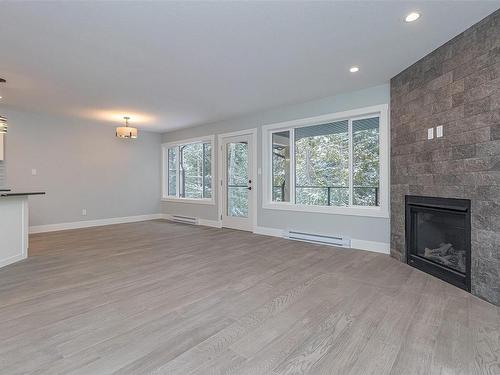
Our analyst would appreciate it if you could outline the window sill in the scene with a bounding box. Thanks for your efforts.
[262,202,389,218]
[161,197,215,205]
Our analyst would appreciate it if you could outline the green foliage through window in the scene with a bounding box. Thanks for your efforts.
[227,142,248,217]
[272,131,290,202]
[166,141,212,200]
[295,121,350,206]
[167,148,177,196]
[270,116,380,207]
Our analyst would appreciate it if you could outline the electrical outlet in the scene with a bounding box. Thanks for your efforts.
[436,125,443,138]
[82,209,87,216]
[31,168,37,176]
[427,128,434,140]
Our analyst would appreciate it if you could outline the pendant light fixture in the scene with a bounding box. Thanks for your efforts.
[115,116,137,139]
[0,79,7,134]
[0,116,7,134]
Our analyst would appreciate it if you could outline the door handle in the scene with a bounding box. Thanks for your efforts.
[247,186,252,190]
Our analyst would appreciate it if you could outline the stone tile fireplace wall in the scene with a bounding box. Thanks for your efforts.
[390,9,499,305]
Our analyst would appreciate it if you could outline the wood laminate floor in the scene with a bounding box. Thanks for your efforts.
[0,220,498,375]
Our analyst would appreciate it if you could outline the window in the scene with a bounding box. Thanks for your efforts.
[162,136,214,203]
[272,131,290,202]
[227,142,248,217]
[295,121,350,206]
[263,105,388,217]
[167,148,177,196]
[352,117,380,206]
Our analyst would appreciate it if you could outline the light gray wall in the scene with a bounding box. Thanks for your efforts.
[0,161,5,187]
[1,108,162,226]
[162,84,390,244]
[0,134,5,186]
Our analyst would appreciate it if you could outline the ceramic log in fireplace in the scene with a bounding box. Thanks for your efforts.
[405,195,471,291]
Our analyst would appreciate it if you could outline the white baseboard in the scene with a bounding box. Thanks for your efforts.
[199,218,222,228]
[57,214,390,256]
[253,226,283,237]
[0,254,27,268]
[253,225,389,255]
[29,213,163,234]
[28,212,390,255]
[162,213,222,229]
[350,239,390,254]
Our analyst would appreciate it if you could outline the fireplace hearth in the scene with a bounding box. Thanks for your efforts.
[405,196,471,291]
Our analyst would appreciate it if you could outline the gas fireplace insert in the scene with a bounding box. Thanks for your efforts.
[405,195,471,291]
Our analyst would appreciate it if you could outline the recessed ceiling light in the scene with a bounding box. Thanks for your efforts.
[405,12,420,22]
[349,66,359,73]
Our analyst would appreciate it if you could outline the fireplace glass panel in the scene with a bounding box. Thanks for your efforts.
[412,209,466,273]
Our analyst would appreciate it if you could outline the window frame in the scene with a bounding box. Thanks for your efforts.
[161,135,215,205]
[262,105,389,218]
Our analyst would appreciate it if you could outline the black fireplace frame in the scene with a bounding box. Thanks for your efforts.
[405,195,471,291]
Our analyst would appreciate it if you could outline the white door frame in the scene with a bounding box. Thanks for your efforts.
[217,128,258,231]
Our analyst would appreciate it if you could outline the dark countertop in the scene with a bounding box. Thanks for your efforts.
[0,191,45,197]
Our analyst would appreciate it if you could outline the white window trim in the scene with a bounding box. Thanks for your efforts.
[161,135,215,205]
[262,104,389,218]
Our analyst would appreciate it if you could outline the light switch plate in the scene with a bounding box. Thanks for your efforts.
[427,128,434,140]
[31,168,37,176]
[436,125,443,138]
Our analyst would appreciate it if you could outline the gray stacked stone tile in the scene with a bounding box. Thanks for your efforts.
[390,9,500,305]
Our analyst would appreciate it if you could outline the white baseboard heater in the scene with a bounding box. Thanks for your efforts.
[285,230,351,248]
[171,215,198,225]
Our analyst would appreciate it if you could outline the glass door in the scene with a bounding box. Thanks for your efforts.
[221,134,253,231]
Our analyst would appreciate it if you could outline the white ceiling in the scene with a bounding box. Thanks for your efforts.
[0,1,498,132]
